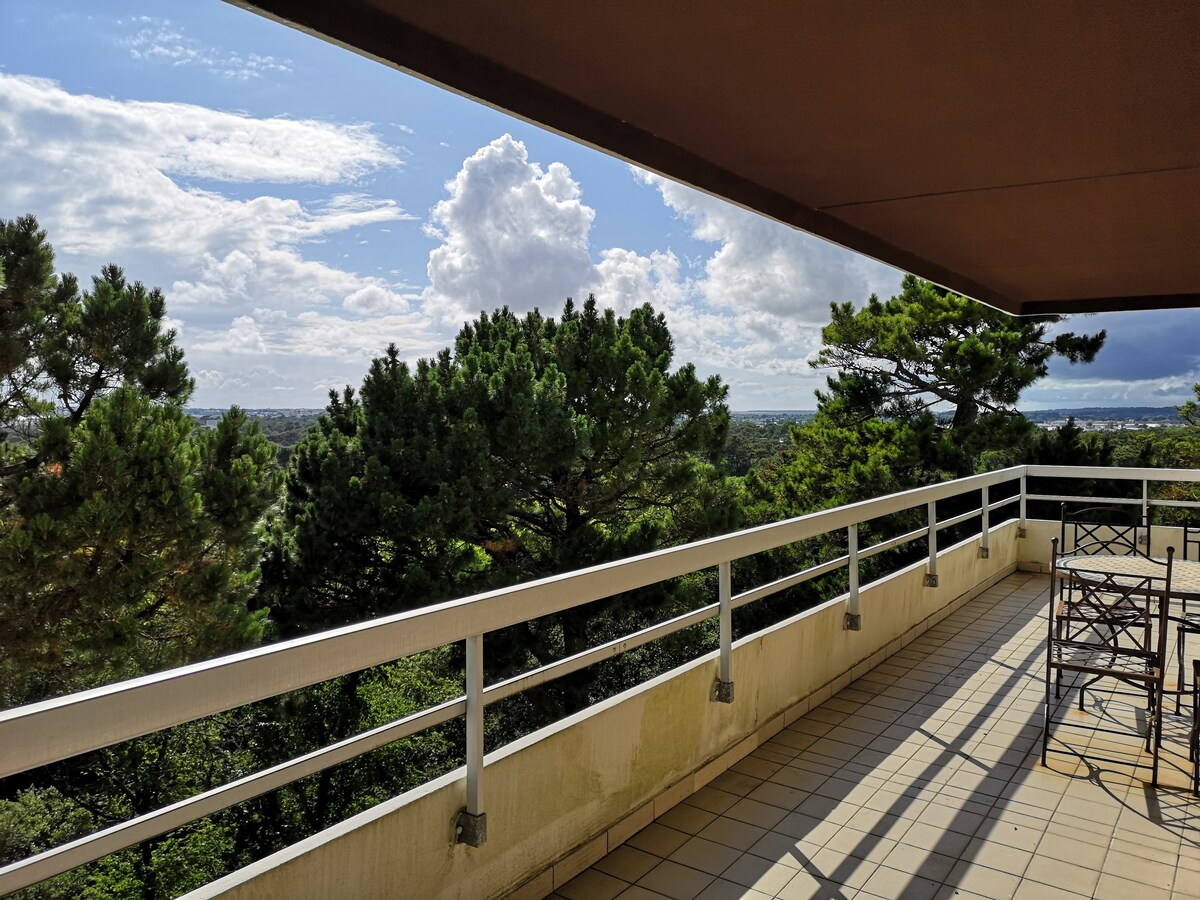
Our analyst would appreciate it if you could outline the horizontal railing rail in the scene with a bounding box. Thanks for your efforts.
[3,464,1199,893]
[0,465,1027,777]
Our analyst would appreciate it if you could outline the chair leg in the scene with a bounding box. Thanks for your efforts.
[1178,628,1185,716]
[1147,696,1156,787]
[1043,661,1051,768]
[1055,618,1064,699]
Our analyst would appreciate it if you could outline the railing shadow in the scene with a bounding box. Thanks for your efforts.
[641,571,1198,898]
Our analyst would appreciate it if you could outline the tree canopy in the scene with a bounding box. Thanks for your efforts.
[813,274,1105,432]
[0,216,279,703]
[1179,383,1200,426]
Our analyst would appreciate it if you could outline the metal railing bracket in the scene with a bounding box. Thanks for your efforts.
[455,810,487,847]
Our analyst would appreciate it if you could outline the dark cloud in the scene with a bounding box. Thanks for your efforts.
[1048,309,1200,382]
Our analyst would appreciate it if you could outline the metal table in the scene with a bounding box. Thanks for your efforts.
[1056,554,1200,602]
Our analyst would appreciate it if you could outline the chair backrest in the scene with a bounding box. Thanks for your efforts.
[1183,524,1200,561]
[1060,503,1146,557]
[1050,537,1174,657]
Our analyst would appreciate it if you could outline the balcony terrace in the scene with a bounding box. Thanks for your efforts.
[2,466,1199,899]
[547,571,1200,900]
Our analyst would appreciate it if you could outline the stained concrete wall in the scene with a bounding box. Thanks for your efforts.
[186,521,1021,900]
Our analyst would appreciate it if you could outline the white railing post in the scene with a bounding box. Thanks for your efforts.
[845,523,862,630]
[979,485,990,558]
[714,561,734,702]
[925,500,939,587]
[456,634,487,846]
[1019,473,1027,537]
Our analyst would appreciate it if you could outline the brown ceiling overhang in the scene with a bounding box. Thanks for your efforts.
[230,0,1200,317]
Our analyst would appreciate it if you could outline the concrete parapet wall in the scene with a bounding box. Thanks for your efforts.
[186,522,1020,900]
[1018,518,1188,572]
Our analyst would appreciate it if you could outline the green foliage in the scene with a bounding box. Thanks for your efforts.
[0,217,193,472]
[0,390,279,702]
[0,216,58,435]
[0,217,281,899]
[813,274,1105,435]
[223,652,463,859]
[721,420,794,476]
[760,276,1108,513]
[265,296,730,634]
[738,277,1110,622]
[1179,382,1200,427]
[264,296,731,720]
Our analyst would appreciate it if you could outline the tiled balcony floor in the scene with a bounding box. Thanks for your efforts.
[551,572,1200,900]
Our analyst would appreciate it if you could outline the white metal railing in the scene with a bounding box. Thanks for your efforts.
[2,464,1198,892]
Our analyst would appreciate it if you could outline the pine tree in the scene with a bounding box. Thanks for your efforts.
[0,216,280,704]
[264,297,732,713]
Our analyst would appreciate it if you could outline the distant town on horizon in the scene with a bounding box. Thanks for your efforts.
[186,406,1193,434]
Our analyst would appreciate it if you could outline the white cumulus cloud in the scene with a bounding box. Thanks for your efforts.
[422,134,599,323]
[633,169,898,322]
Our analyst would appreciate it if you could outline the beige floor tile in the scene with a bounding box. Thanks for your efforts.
[750,745,795,765]
[665,837,742,878]
[716,855,798,894]
[685,787,740,816]
[844,807,912,841]
[745,780,808,811]
[1102,848,1176,890]
[915,802,985,835]
[566,576,1199,900]
[1012,879,1090,899]
[976,818,1046,852]
[1033,830,1107,870]
[657,803,718,835]
[932,887,993,900]
[721,797,788,830]
[615,887,673,900]
[627,823,691,858]
[557,869,630,900]
[1094,872,1172,900]
[1023,856,1100,897]
[821,827,897,864]
[743,830,817,869]
[793,793,858,824]
[808,848,879,889]
[1040,820,1110,848]
[860,864,941,899]
[962,835,1032,877]
[595,846,663,883]
[900,821,972,857]
[881,841,958,881]
[943,860,1021,900]
[707,771,763,797]
[771,812,842,846]
[696,817,768,852]
[636,860,716,900]
[692,879,770,900]
[773,869,848,900]
[730,756,782,780]
[768,765,827,792]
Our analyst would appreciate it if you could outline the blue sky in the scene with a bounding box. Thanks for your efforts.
[2,1,1197,411]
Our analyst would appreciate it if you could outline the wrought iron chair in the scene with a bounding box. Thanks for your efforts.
[1055,504,1150,681]
[1170,524,1200,713]
[1059,502,1148,557]
[1191,658,1199,796]
[1043,539,1174,785]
